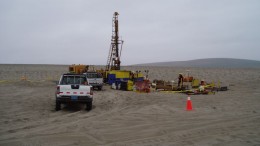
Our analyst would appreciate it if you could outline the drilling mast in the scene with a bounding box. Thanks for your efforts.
[106,12,124,71]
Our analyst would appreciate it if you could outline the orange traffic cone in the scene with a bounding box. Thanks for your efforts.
[186,96,193,111]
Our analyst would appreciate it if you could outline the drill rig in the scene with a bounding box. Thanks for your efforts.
[106,12,124,71]
[101,12,145,87]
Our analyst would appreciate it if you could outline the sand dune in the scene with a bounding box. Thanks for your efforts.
[135,58,260,68]
[0,64,260,146]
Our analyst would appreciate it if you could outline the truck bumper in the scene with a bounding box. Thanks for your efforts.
[56,96,93,103]
[90,84,103,87]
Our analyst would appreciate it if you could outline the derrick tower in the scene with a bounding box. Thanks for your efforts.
[106,12,124,71]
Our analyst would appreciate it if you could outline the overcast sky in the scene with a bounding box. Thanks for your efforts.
[0,0,260,65]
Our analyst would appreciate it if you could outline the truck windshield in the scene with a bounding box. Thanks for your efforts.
[86,73,102,78]
[61,76,86,85]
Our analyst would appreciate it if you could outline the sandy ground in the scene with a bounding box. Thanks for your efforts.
[0,64,260,146]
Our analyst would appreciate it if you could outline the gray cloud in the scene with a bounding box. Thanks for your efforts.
[0,0,260,65]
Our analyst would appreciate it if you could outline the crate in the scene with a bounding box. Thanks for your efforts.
[120,81,128,91]
[127,80,133,91]
[108,74,116,85]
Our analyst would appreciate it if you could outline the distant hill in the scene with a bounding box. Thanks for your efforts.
[134,58,260,68]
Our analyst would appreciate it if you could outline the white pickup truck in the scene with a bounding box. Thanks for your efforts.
[55,73,93,111]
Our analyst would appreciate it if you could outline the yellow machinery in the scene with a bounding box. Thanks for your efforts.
[69,65,89,74]
[106,70,144,85]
